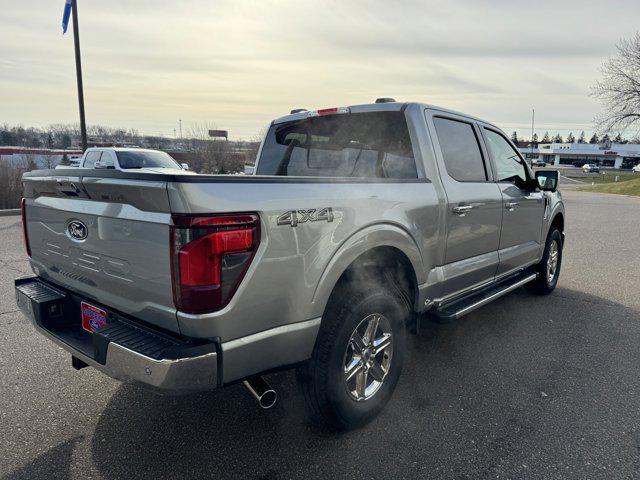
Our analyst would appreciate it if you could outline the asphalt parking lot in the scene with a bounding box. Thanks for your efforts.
[1,189,640,480]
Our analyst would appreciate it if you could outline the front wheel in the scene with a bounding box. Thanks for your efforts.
[526,228,563,295]
[297,282,408,430]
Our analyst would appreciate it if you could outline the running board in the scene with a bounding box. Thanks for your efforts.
[433,272,538,322]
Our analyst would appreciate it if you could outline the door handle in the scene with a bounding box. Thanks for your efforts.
[505,201,519,210]
[452,205,474,215]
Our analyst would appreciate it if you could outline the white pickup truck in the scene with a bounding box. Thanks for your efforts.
[56,147,190,172]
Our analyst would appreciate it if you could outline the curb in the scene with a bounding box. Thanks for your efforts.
[0,209,20,217]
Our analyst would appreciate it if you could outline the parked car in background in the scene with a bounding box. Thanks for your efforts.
[79,147,190,172]
[632,164,640,173]
[16,100,565,430]
[582,163,600,173]
[531,159,546,168]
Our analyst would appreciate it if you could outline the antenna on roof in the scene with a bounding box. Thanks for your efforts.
[290,108,308,114]
[375,97,396,103]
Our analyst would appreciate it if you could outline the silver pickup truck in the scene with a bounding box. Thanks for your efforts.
[15,100,564,430]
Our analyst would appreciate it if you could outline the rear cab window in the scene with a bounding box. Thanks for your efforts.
[256,111,418,179]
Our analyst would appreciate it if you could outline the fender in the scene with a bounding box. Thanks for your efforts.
[544,196,565,239]
[310,222,426,317]
[536,194,565,263]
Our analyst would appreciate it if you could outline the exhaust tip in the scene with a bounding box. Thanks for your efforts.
[244,377,277,409]
[258,389,277,409]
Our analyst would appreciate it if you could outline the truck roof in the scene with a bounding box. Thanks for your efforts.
[272,101,501,131]
[84,147,161,153]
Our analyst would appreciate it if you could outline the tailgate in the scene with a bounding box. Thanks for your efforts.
[22,172,179,333]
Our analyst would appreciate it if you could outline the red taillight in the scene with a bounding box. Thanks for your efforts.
[170,213,260,314]
[21,198,31,257]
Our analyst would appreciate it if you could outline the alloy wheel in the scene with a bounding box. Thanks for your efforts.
[343,313,393,402]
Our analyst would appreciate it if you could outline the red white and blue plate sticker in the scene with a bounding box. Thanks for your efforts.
[81,301,107,333]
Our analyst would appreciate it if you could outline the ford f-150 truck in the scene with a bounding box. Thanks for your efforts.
[15,100,564,430]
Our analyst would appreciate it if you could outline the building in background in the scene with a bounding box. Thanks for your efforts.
[519,143,640,169]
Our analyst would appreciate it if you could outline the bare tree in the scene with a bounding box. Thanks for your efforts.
[186,123,243,174]
[592,33,640,134]
[0,155,34,209]
[245,127,267,166]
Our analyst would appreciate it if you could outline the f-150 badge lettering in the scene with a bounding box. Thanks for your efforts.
[277,208,334,227]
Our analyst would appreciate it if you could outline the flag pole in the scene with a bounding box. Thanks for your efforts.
[71,0,87,152]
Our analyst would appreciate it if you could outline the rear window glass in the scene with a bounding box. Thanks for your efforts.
[116,151,179,169]
[256,112,417,178]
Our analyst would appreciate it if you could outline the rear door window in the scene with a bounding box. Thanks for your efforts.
[433,117,487,182]
[256,111,418,179]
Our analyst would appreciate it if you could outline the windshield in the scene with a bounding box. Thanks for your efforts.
[116,151,180,169]
[256,111,417,178]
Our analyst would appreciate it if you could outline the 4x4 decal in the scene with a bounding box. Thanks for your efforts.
[277,208,334,227]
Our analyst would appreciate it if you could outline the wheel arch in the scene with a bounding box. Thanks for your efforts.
[548,209,565,245]
[311,224,425,318]
[550,211,564,234]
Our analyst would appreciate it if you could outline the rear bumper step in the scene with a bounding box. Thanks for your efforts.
[433,271,538,322]
[15,276,220,393]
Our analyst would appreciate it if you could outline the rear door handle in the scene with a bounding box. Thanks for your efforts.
[505,201,519,210]
[452,205,474,216]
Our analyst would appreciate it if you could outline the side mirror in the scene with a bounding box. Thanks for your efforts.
[94,161,115,169]
[181,163,189,170]
[535,170,559,192]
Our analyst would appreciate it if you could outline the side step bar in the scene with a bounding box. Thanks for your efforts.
[433,271,538,322]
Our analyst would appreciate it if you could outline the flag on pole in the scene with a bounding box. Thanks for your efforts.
[62,0,72,34]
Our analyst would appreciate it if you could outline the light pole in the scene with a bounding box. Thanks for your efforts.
[71,0,87,151]
[530,108,535,160]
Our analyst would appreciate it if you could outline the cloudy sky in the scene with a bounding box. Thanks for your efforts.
[1,0,639,139]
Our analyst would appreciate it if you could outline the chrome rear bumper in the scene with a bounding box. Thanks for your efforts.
[15,277,219,393]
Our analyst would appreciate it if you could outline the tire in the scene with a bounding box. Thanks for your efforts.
[297,281,408,430]
[526,228,563,295]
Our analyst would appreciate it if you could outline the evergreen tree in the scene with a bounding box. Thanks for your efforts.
[510,131,519,144]
[541,132,551,143]
[589,133,599,144]
[46,132,54,149]
[532,133,539,145]
[578,131,586,143]
[552,134,564,143]
[567,132,575,143]
[613,133,623,143]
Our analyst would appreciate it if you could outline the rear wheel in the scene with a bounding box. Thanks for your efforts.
[526,228,563,295]
[297,282,408,430]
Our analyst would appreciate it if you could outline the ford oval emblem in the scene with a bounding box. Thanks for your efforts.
[68,220,88,240]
